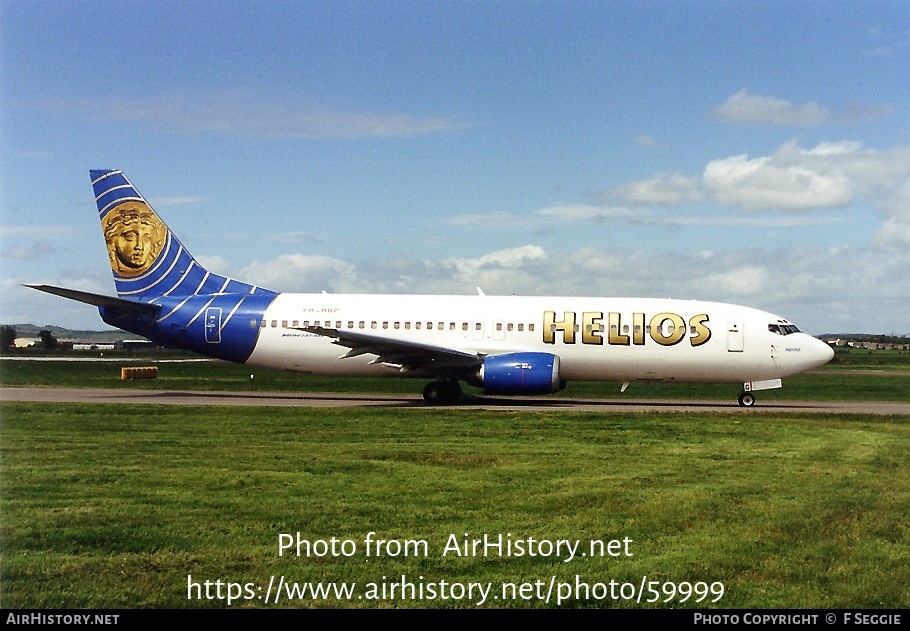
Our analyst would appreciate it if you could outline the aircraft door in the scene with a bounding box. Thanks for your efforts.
[472,321,486,341]
[205,307,223,344]
[727,315,744,352]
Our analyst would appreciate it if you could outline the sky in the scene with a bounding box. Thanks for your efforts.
[1,0,909,335]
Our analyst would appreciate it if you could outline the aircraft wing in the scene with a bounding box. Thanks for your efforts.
[299,326,483,372]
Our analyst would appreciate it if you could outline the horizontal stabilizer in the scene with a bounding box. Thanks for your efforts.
[24,284,162,313]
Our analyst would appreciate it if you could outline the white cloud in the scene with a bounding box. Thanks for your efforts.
[605,172,702,206]
[240,254,359,292]
[445,211,534,228]
[0,225,71,237]
[534,204,637,222]
[712,89,831,126]
[194,255,234,276]
[702,266,769,297]
[702,140,910,212]
[447,205,647,230]
[149,196,208,207]
[4,239,908,334]
[874,217,910,249]
[595,140,910,215]
[0,243,56,261]
[443,245,547,273]
[440,246,549,293]
[635,135,657,148]
[446,203,848,236]
[703,151,853,211]
[35,92,468,139]
[259,230,323,245]
[873,180,910,249]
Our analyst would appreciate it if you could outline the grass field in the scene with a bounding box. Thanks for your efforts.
[1,402,909,609]
[1,350,909,609]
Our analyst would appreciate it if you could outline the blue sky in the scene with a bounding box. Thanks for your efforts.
[2,1,909,334]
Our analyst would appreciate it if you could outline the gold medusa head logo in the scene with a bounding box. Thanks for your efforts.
[102,201,167,277]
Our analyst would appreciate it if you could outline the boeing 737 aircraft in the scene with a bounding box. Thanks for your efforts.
[28,170,834,406]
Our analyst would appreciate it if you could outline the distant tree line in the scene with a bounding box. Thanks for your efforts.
[822,333,910,345]
[1,325,15,352]
[1,325,59,351]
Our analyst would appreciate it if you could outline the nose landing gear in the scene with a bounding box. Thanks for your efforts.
[738,391,756,407]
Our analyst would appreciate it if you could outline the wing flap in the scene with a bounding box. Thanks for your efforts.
[299,326,482,371]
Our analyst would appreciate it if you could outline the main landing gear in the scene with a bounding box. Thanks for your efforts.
[738,391,756,407]
[423,380,462,405]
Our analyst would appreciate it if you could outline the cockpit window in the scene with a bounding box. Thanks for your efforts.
[768,324,801,335]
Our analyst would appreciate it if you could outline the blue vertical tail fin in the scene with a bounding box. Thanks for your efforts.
[88,170,278,362]
[91,169,272,300]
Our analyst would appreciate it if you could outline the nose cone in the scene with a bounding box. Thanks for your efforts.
[807,336,835,369]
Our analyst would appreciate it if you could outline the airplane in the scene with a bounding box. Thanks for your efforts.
[27,169,835,406]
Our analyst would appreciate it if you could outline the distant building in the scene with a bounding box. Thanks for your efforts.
[72,343,117,351]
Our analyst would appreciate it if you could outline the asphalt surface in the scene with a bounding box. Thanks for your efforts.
[3,387,909,415]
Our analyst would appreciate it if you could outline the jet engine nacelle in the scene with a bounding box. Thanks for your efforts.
[475,352,561,395]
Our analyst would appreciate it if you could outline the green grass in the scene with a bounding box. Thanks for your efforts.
[825,347,910,371]
[2,403,908,608]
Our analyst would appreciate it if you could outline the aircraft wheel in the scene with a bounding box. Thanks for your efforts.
[423,380,462,405]
[738,391,756,407]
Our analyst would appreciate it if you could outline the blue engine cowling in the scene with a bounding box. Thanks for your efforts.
[475,352,561,395]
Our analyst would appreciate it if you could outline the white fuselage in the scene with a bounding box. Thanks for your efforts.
[246,293,834,384]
